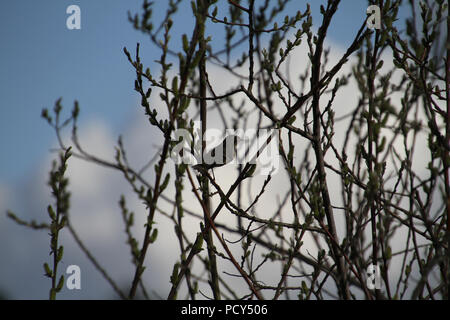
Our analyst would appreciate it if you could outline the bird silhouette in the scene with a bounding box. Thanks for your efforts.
[192,134,241,173]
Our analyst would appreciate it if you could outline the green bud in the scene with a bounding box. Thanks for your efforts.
[150,228,158,243]
[171,77,178,93]
[182,34,189,52]
[56,275,65,292]
[160,173,170,193]
[44,263,53,278]
[170,262,180,284]
[193,232,204,253]
[47,205,56,220]
[57,246,64,262]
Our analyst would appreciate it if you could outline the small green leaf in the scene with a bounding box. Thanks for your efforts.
[160,173,170,193]
[128,212,134,226]
[245,164,257,178]
[65,146,72,160]
[302,281,308,294]
[59,216,67,229]
[149,228,158,243]
[56,275,65,292]
[287,115,296,125]
[376,60,384,70]
[138,265,146,277]
[385,246,392,260]
[41,108,49,119]
[182,34,189,52]
[172,77,178,93]
[146,188,153,203]
[57,246,64,262]
[146,88,152,98]
[123,47,131,60]
[44,263,53,278]
[405,265,411,276]
[72,101,79,119]
[179,96,190,114]
[193,232,204,253]
[170,262,180,284]
[47,205,56,220]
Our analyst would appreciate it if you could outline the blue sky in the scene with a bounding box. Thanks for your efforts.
[0,0,389,185]
[1,1,144,184]
[0,1,413,299]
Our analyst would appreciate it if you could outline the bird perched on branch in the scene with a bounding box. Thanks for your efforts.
[280,92,312,125]
[192,134,241,174]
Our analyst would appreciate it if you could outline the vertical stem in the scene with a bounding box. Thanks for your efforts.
[445,2,450,299]
[367,26,381,300]
[309,0,350,299]
[128,137,170,299]
[50,198,61,299]
[198,0,220,299]
[247,0,255,91]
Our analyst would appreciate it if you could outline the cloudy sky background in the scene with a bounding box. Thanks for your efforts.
[0,1,421,299]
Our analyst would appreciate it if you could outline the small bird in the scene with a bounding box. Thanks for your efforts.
[281,92,312,125]
[192,134,240,173]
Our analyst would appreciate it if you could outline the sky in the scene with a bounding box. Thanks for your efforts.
[0,1,145,184]
[0,1,415,300]
[0,1,400,185]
